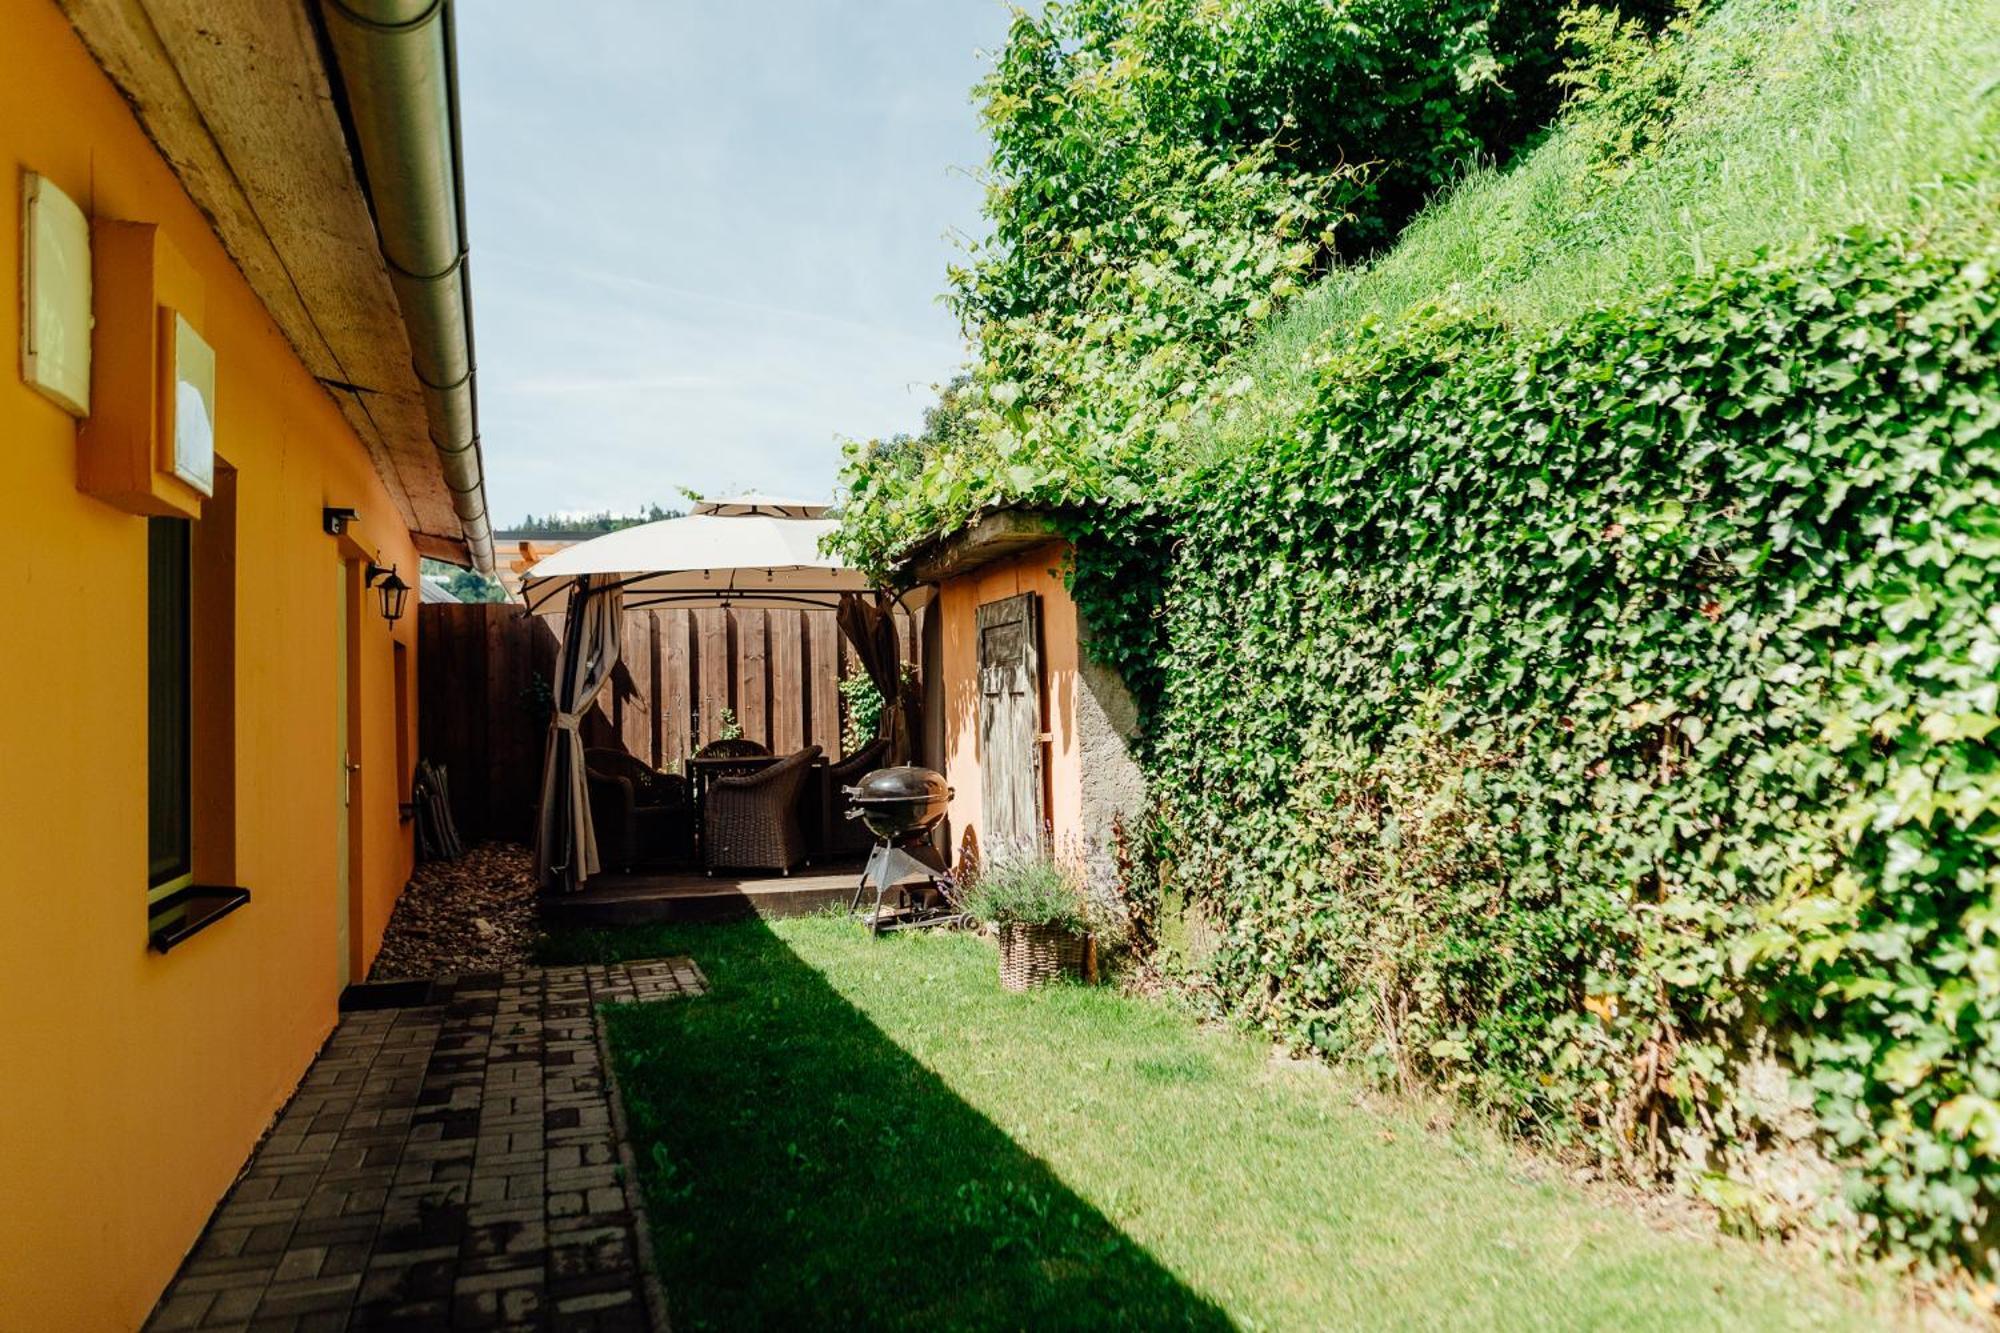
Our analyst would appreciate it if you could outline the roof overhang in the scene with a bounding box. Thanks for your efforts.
[900,508,1069,584]
[58,0,491,568]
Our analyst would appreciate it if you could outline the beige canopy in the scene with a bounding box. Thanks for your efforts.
[519,510,876,615]
[688,492,828,518]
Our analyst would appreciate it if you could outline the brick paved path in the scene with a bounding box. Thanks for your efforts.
[146,960,703,1332]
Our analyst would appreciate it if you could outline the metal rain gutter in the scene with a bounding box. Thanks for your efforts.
[319,0,495,574]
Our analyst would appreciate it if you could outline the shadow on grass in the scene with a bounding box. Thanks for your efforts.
[556,918,1231,1331]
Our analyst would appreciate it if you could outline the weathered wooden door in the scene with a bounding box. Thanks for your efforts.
[977,592,1042,857]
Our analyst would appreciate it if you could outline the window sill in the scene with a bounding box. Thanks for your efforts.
[149,884,250,953]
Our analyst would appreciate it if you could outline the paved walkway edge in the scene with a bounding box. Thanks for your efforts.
[593,963,705,1333]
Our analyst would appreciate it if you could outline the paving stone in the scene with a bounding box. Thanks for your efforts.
[272,1247,327,1282]
[147,958,698,1330]
[145,1289,213,1331]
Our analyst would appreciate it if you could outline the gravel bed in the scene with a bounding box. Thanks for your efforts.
[368,841,539,980]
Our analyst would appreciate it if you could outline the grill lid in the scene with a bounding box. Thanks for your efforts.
[844,765,949,805]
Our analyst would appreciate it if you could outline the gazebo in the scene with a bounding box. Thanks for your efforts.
[521,495,920,891]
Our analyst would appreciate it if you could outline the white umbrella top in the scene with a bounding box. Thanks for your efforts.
[688,492,828,519]
[520,512,872,615]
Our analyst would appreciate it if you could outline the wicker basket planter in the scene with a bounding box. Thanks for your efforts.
[998,922,1086,991]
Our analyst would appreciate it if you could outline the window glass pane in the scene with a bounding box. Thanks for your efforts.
[148,517,191,888]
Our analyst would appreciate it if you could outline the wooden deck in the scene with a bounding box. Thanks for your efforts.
[542,859,865,927]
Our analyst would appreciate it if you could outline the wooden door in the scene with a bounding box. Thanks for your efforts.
[976,592,1042,857]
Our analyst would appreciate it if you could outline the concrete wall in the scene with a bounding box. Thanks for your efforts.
[935,539,1143,862]
[1075,612,1147,849]
[0,2,419,1322]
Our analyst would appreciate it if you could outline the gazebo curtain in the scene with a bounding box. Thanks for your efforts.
[837,591,920,766]
[534,578,624,891]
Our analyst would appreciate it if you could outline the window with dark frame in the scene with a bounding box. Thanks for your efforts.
[148,516,192,896]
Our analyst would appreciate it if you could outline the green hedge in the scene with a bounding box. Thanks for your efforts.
[1074,228,2000,1270]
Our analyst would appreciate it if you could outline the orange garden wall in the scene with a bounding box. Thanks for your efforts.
[0,3,419,1324]
[935,541,1086,857]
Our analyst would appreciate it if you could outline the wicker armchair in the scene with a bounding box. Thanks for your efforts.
[821,736,891,859]
[695,737,770,760]
[585,748,693,872]
[703,745,822,875]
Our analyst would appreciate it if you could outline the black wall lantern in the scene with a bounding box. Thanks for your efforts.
[365,562,410,625]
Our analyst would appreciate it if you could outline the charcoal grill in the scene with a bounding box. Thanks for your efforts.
[843,766,960,933]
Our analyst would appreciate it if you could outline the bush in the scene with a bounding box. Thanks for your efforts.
[963,856,1090,935]
[1071,228,2000,1272]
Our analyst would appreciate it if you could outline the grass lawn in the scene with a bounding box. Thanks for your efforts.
[543,917,1894,1331]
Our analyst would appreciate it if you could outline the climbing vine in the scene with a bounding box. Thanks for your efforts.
[1069,231,2000,1272]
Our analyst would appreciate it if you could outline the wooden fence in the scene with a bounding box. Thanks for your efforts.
[418,601,911,844]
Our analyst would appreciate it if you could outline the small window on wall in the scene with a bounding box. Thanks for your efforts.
[148,516,192,898]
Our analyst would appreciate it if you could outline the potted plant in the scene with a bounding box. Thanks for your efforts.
[962,855,1089,991]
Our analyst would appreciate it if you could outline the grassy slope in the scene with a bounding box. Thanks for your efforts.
[548,919,1899,1330]
[1193,0,2000,466]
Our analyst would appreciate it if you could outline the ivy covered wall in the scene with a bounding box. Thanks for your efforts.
[1075,232,2000,1270]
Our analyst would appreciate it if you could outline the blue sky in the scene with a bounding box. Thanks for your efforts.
[456,3,1014,526]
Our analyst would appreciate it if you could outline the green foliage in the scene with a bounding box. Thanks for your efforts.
[1551,2,1706,179]
[832,0,1675,577]
[1078,230,2000,1273]
[835,0,2000,1277]
[716,707,743,743]
[963,855,1091,934]
[1200,0,2000,464]
[838,665,885,755]
[1052,0,1680,255]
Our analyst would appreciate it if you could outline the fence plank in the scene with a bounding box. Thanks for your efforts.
[806,609,841,758]
[483,606,509,833]
[660,610,691,769]
[770,611,803,753]
[422,598,857,842]
[628,611,653,759]
[695,608,730,746]
[734,609,768,747]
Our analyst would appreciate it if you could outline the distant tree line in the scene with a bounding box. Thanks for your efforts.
[506,502,683,535]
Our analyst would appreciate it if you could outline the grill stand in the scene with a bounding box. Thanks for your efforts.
[850,837,961,935]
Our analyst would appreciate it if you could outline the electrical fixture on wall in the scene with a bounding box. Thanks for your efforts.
[322,506,359,537]
[20,171,92,417]
[365,562,409,625]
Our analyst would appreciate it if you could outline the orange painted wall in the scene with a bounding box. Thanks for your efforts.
[0,3,419,1325]
[936,541,1085,858]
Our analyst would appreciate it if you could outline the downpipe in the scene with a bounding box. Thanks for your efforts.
[320,0,495,574]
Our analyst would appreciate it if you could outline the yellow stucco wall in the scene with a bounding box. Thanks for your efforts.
[0,3,419,1324]
[936,541,1085,859]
